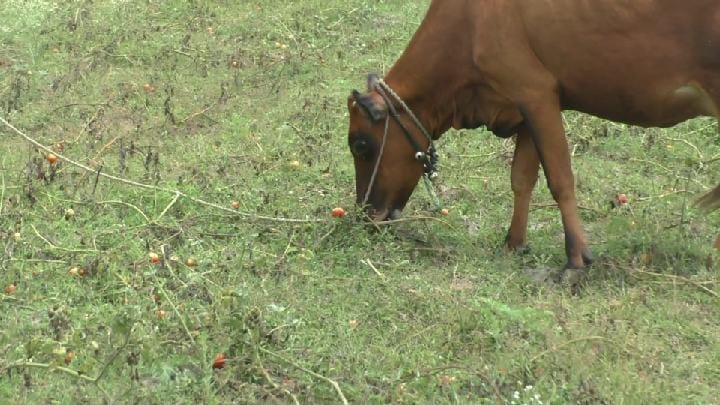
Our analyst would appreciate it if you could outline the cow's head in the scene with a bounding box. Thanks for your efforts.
[347,75,430,221]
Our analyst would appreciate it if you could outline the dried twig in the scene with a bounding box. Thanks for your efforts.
[156,191,181,222]
[421,364,505,403]
[530,202,598,212]
[3,328,131,401]
[628,268,718,298]
[635,189,690,202]
[1,117,322,224]
[91,134,122,162]
[30,224,98,253]
[160,244,188,289]
[50,102,110,114]
[158,283,196,345]
[362,259,385,279]
[256,352,300,405]
[664,136,704,160]
[9,258,69,264]
[180,104,215,124]
[5,362,98,382]
[259,347,348,405]
[91,164,103,195]
[0,170,5,216]
[97,200,151,222]
[372,215,460,234]
[530,336,630,363]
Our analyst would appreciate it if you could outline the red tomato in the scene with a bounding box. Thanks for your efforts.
[331,207,346,218]
[213,353,226,369]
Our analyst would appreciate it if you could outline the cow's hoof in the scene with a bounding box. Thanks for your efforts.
[505,242,531,255]
[558,268,586,292]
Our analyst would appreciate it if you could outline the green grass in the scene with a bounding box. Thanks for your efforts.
[1,1,719,404]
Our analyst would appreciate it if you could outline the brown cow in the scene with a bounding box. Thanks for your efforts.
[347,0,720,274]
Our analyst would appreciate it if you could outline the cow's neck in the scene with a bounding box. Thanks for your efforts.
[382,1,475,139]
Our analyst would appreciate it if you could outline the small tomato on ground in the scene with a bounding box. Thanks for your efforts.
[213,353,226,369]
[4,283,17,295]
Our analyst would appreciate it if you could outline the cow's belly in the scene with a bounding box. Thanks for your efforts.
[515,0,720,126]
[561,78,718,128]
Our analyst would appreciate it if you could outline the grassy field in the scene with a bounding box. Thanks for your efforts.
[1,1,719,403]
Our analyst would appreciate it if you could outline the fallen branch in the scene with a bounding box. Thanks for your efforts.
[259,347,348,405]
[1,117,322,224]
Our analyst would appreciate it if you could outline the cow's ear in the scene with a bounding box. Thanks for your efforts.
[351,90,387,122]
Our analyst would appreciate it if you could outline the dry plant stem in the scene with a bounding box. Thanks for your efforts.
[158,283,196,345]
[629,268,718,298]
[362,259,385,279]
[256,352,301,405]
[530,202,597,212]
[530,336,629,363]
[160,244,189,289]
[97,200,151,222]
[1,117,323,224]
[4,330,130,400]
[180,104,215,124]
[259,347,349,405]
[665,136,703,159]
[31,224,98,253]
[0,170,5,216]
[156,191,181,222]
[421,365,505,403]
[373,216,457,232]
[9,258,68,264]
[71,104,106,144]
[92,134,122,162]
[5,362,97,382]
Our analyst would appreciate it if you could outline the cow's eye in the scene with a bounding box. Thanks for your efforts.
[351,137,373,160]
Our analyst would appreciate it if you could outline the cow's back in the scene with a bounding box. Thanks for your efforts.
[490,0,720,125]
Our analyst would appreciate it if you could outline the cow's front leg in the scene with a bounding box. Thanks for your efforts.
[505,127,539,253]
[520,101,593,270]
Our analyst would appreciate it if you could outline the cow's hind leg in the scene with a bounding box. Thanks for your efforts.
[505,127,539,253]
[695,84,720,210]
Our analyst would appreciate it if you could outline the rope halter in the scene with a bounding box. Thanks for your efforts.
[360,74,442,211]
[371,76,439,181]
